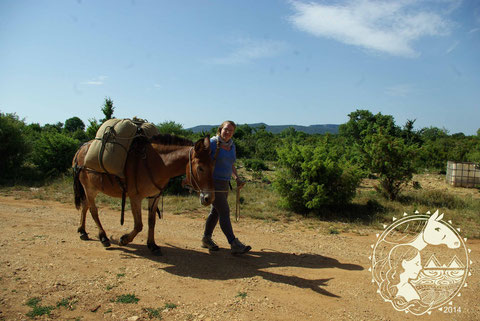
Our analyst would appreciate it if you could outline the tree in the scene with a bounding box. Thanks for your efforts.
[234,124,256,159]
[401,119,422,146]
[156,121,190,136]
[419,126,448,141]
[254,127,278,161]
[101,97,115,123]
[42,122,63,133]
[364,129,416,200]
[339,109,400,143]
[86,118,100,140]
[64,116,85,133]
[0,113,30,182]
[339,109,401,173]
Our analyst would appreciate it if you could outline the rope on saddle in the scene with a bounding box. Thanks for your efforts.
[141,143,164,220]
[147,193,163,220]
[116,176,127,225]
[143,151,164,193]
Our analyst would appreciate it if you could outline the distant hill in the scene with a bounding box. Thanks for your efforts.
[187,123,340,135]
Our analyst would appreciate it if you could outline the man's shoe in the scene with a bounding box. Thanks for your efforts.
[202,236,219,251]
[230,238,251,255]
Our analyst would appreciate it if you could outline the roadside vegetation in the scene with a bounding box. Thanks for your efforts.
[1,100,479,238]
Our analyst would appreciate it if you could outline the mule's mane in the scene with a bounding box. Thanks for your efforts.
[150,134,194,147]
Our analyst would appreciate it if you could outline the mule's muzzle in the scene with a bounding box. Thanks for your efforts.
[200,192,214,206]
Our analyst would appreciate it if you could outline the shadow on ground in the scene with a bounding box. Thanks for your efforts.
[107,241,364,298]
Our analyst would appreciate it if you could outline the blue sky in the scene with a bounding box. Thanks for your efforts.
[1,0,479,135]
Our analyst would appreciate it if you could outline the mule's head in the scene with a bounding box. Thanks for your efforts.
[424,210,460,248]
[185,136,215,206]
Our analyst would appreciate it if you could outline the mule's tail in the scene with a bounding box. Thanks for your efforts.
[73,162,85,210]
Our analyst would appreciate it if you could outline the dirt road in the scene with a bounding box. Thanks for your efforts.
[0,196,478,320]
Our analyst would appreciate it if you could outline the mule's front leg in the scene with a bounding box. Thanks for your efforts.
[147,196,162,255]
[119,198,143,246]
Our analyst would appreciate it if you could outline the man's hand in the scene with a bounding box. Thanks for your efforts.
[236,177,246,190]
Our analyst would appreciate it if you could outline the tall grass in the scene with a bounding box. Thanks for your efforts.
[1,168,479,238]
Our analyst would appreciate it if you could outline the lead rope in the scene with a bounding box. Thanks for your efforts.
[184,142,242,221]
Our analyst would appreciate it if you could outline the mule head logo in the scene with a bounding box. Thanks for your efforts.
[370,210,471,316]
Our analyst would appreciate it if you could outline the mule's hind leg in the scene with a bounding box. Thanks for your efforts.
[89,204,111,247]
[146,196,162,255]
[85,190,111,247]
[77,202,89,240]
[119,197,143,247]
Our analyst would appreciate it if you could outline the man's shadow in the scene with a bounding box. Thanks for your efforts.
[108,242,364,298]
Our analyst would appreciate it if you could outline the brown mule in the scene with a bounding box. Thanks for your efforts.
[72,134,215,255]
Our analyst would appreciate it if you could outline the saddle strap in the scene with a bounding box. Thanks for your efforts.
[115,176,127,226]
[143,155,164,192]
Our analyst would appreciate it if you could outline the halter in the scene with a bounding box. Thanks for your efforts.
[183,144,242,220]
[185,147,203,193]
[183,146,229,194]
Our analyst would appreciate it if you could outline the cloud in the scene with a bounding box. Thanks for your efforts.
[446,40,459,54]
[385,83,413,97]
[82,75,107,85]
[208,38,288,65]
[288,0,454,57]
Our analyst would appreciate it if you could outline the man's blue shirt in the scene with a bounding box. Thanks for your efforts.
[210,137,236,181]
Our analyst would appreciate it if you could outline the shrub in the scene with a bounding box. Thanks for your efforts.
[243,159,268,171]
[0,113,30,181]
[364,130,416,200]
[30,131,80,178]
[156,120,191,137]
[86,118,100,140]
[163,175,190,195]
[274,140,362,214]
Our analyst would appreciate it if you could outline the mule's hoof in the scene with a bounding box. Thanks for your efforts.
[99,233,110,247]
[100,236,111,247]
[79,233,89,241]
[119,235,129,246]
[148,243,162,256]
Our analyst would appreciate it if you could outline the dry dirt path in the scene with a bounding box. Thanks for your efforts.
[0,196,479,320]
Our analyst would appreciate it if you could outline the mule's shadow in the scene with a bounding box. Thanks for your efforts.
[107,241,364,298]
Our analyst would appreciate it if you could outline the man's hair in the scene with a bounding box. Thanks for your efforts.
[216,120,237,135]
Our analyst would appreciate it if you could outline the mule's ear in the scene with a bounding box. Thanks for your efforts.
[429,210,439,221]
[203,136,210,150]
[194,139,203,153]
[436,213,444,221]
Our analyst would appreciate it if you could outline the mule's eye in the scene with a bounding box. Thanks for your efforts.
[435,227,440,232]
[198,166,204,172]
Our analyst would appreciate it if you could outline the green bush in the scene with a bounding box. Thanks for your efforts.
[64,116,85,133]
[163,175,190,195]
[243,159,268,171]
[364,130,416,200]
[30,131,80,178]
[86,118,100,140]
[0,113,30,181]
[274,140,362,214]
[156,120,192,137]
